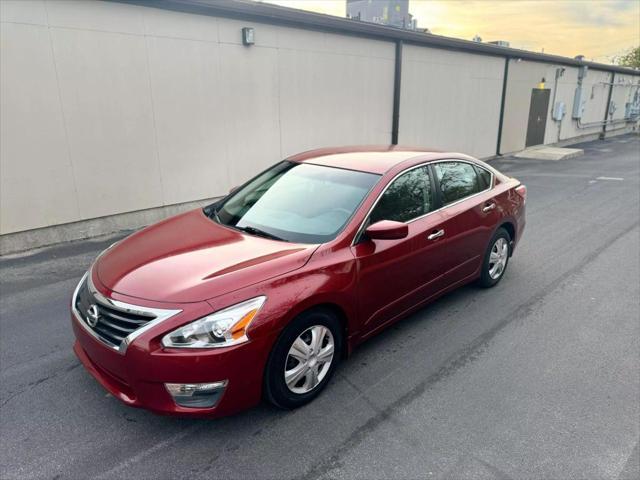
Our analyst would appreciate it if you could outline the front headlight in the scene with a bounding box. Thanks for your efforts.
[161,296,266,349]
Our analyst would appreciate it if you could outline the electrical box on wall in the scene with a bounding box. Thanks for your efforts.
[572,86,586,119]
[625,102,640,119]
[552,101,566,121]
[572,64,588,119]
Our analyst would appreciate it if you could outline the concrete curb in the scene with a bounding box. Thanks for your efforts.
[0,197,219,256]
[513,147,584,161]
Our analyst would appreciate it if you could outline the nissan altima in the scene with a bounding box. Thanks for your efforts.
[71,146,526,417]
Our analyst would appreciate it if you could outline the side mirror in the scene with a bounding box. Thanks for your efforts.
[365,220,408,240]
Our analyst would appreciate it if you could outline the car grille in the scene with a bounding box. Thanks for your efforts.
[74,277,156,349]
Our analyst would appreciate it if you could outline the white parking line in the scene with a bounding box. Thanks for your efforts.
[596,176,625,181]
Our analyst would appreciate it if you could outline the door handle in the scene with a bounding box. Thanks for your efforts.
[428,229,445,241]
[482,203,496,212]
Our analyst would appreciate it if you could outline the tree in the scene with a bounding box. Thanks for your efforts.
[616,46,640,68]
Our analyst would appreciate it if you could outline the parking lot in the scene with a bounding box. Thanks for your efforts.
[1,135,638,479]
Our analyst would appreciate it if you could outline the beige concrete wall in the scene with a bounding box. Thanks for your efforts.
[2,0,637,241]
[605,73,640,135]
[558,68,612,141]
[0,0,394,235]
[500,60,638,154]
[398,45,504,159]
[500,60,562,154]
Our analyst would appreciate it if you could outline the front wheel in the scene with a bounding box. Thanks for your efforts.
[264,309,342,409]
[478,228,511,288]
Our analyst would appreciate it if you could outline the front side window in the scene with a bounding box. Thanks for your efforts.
[212,162,379,244]
[433,162,479,205]
[370,166,433,224]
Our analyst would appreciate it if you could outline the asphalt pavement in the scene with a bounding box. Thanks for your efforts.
[1,134,639,480]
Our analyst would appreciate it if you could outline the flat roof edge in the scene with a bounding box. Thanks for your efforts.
[113,0,639,76]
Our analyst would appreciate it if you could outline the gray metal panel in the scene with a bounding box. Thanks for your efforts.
[572,86,585,119]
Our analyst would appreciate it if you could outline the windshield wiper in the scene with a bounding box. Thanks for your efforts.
[236,225,286,242]
[212,207,221,224]
[204,205,222,224]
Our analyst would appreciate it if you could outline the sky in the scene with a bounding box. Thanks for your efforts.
[259,0,640,63]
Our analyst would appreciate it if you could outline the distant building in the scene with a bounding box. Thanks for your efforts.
[347,0,418,30]
[489,40,510,48]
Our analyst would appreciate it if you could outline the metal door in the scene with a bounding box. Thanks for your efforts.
[525,88,550,147]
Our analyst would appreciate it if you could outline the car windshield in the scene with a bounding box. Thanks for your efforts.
[209,161,380,243]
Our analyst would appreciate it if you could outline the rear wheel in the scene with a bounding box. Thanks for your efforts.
[264,309,342,409]
[478,228,511,288]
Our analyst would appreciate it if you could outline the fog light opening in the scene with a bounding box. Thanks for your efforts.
[165,380,228,408]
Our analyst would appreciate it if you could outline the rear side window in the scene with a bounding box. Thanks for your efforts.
[433,162,479,205]
[370,166,433,223]
[475,166,492,190]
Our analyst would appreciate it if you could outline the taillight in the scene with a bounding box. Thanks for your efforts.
[515,184,527,204]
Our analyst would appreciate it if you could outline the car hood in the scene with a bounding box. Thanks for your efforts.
[96,209,317,303]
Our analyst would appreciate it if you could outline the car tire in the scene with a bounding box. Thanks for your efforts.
[264,308,343,409]
[478,227,511,288]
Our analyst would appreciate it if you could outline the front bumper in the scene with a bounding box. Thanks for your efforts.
[71,281,276,418]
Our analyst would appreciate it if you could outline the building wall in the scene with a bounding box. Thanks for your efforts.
[500,60,638,154]
[399,44,504,159]
[0,0,394,235]
[347,0,411,29]
[1,0,638,242]
[606,73,640,135]
[501,60,561,154]
[558,68,612,141]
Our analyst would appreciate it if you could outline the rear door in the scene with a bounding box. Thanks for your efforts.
[430,161,500,285]
[352,165,448,336]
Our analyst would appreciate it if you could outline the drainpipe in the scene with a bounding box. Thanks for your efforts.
[600,71,615,139]
[495,56,509,155]
[552,67,565,141]
[391,40,403,145]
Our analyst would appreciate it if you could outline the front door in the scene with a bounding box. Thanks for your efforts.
[352,165,448,337]
[525,88,550,147]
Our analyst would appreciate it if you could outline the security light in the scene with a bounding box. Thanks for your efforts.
[242,27,255,46]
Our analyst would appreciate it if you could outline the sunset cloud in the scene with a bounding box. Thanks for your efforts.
[261,0,640,63]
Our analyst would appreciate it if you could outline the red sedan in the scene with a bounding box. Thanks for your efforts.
[71,146,526,417]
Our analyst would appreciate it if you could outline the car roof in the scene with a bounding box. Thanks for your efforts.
[287,146,473,175]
